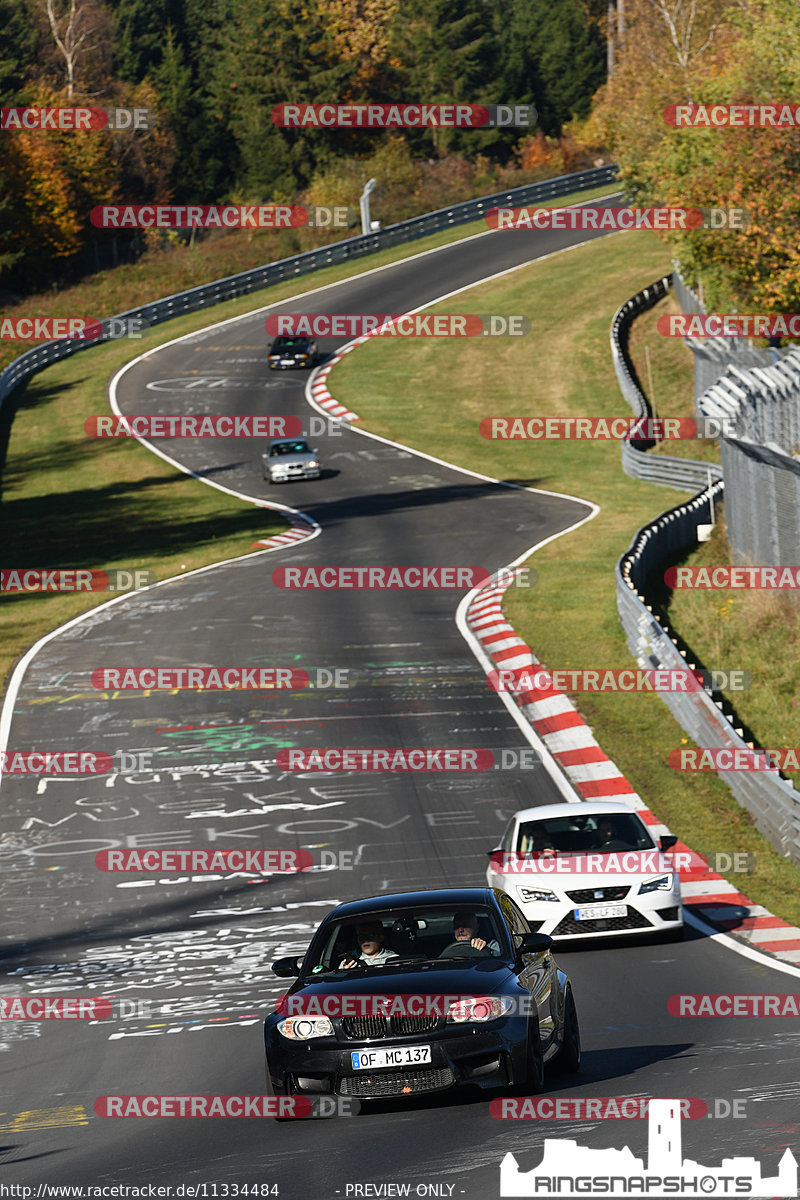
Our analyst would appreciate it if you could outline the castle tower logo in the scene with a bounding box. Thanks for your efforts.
[500,1098,797,1197]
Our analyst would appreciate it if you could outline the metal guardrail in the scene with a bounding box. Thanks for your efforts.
[0,163,619,416]
[610,274,723,492]
[611,276,800,866]
[616,486,800,865]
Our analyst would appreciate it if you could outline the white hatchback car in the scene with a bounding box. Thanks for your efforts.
[486,801,683,943]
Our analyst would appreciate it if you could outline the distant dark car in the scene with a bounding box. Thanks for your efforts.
[268,335,317,369]
[265,887,580,1108]
[262,437,321,483]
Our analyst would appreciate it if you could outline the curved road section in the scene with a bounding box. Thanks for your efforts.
[1,216,797,1195]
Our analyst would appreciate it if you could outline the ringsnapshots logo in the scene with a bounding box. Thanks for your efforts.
[84,415,302,438]
[1,106,155,130]
[486,205,749,232]
[499,1098,797,1197]
[664,102,800,127]
[265,313,530,337]
[90,204,351,230]
[1,568,156,592]
[271,103,536,129]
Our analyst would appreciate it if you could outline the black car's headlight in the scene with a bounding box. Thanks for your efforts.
[446,997,514,1024]
[638,873,675,894]
[277,1016,334,1040]
[518,886,559,903]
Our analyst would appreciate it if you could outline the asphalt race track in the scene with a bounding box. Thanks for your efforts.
[1,215,798,1196]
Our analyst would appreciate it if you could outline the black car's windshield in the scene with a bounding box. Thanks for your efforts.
[516,812,654,856]
[270,441,312,457]
[303,905,507,976]
[271,338,311,352]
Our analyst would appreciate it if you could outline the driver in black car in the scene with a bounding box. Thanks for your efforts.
[451,910,501,956]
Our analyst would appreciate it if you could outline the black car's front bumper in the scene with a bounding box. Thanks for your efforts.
[265,1021,528,1099]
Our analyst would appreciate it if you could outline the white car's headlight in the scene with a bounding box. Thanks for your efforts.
[518,886,559,903]
[277,1016,333,1040]
[446,997,514,1024]
[307,459,319,468]
[638,873,674,894]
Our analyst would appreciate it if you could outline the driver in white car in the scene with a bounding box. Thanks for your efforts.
[452,910,501,956]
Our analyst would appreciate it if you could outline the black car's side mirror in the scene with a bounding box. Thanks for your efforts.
[271,956,301,977]
[518,932,554,956]
[659,834,678,852]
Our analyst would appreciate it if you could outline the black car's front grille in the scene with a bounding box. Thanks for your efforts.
[341,1016,386,1040]
[566,885,630,903]
[553,907,653,935]
[339,1067,454,1098]
[390,1014,440,1036]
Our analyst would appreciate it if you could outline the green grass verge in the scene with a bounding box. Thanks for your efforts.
[0,182,617,694]
[327,227,800,926]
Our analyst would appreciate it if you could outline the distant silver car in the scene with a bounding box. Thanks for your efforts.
[262,437,321,483]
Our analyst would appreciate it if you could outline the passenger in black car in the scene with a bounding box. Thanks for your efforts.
[340,921,400,968]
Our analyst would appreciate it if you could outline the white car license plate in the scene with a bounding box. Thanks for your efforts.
[574,903,627,920]
[351,1045,432,1070]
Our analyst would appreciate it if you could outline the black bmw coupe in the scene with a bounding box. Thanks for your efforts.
[265,887,580,1107]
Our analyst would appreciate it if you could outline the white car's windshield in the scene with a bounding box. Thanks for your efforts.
[517,813,654,855]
